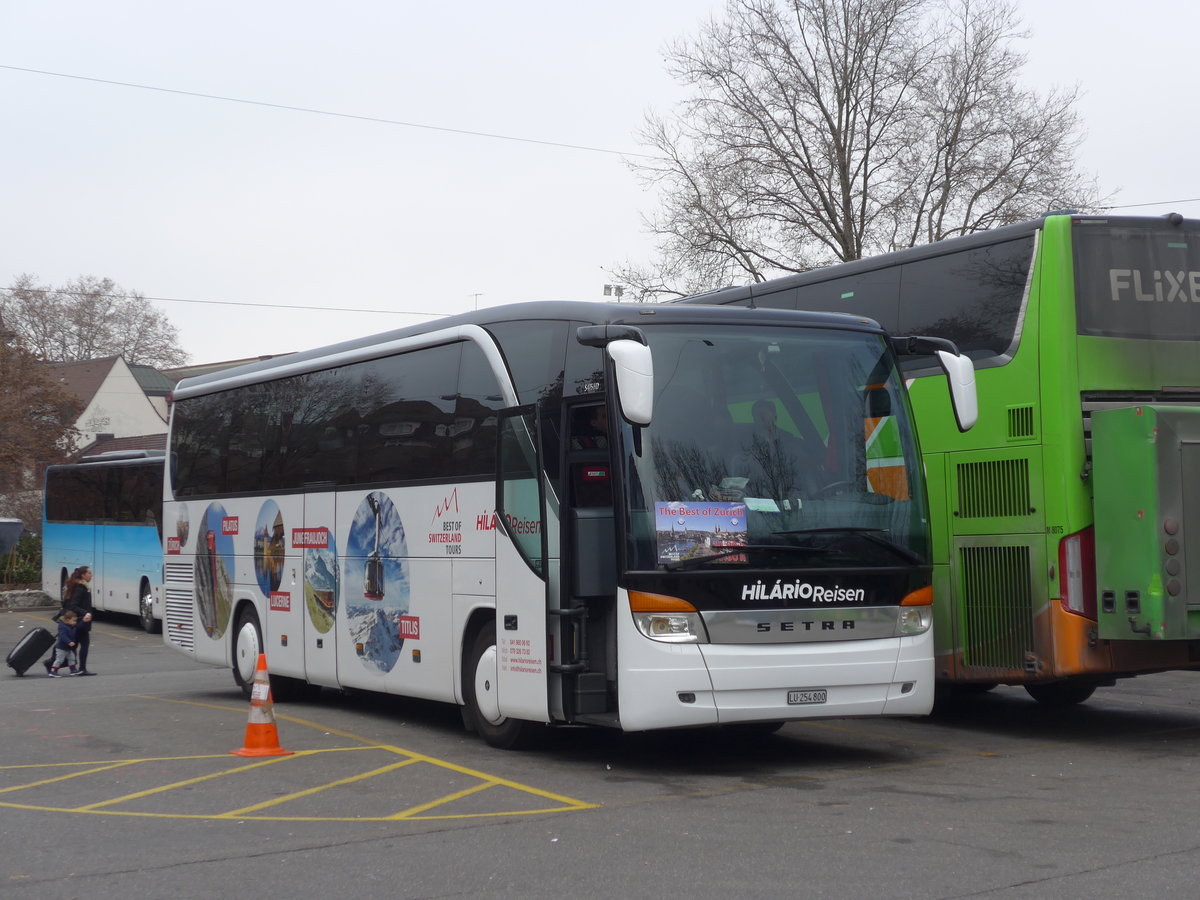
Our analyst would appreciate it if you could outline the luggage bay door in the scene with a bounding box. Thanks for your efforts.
[494,406,554,724]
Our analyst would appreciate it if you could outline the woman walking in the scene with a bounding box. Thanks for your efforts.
[62,565,97,675]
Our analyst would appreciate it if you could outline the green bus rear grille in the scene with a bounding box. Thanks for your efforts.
[956,458,1031,518]
[959,544,1034,669]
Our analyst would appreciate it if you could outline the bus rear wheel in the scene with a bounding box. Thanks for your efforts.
[232,606,262,700]
[1024,680,1096,707]
[139,581,160,634]
[464,621,539,750]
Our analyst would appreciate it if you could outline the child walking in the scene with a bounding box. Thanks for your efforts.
[49,610,79,677]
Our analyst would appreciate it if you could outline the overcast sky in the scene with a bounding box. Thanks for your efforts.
[2,1,1196,366]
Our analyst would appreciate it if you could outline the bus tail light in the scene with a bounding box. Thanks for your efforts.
[898,585,933,635]
[628,591,708,644]
[1059,527,1096,619]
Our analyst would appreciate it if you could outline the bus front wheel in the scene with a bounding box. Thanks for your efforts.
[1024,680,1096,707]
[465,621,539,750]
[232,606,262,700]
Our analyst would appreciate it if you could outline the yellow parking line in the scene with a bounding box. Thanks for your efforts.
[389,780,496,819]
[73,753,299,811]
[0,761,137,793]
[218,758,421,816]
[140,696,598,810]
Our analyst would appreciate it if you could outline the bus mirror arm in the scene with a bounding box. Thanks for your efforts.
[890,335,960,357]
[607,339,654,426]
[891,335,977,432]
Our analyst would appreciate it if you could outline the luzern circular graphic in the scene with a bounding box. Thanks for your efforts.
[253,500,286,596]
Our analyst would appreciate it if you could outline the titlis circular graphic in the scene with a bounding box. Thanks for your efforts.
[196,503,235,639]
[345,491,409,673]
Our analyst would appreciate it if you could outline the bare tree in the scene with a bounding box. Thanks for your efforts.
[613,0,1099,300]
[0,336,79,520]
[1,274,189,368]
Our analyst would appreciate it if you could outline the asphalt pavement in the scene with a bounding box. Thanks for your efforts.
[5,605,1200,900]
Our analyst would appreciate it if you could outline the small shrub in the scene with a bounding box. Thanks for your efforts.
[1,532,41,587]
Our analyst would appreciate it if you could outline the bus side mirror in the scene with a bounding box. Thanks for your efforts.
[935,349,977,432]
[607,339,654,425]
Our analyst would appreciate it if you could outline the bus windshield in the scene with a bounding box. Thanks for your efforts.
[622,324,928,571]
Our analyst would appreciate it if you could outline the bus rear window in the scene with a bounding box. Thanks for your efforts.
[1074,223,1200,340]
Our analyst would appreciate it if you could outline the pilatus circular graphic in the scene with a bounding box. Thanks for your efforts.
[196,502,235,639]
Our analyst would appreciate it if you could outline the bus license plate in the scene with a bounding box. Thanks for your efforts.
[787,689,827,705]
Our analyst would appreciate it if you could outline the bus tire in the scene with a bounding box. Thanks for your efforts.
[1024,680,1096,707]
[464,620,539,750]
[139,580,160,634]
[232,605,262,700]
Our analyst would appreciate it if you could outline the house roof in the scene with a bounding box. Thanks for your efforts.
[162,354,292,385]
[76,433,168,459]
[128,364,175,396]
[45,356,120,408]
[162,355,292,386]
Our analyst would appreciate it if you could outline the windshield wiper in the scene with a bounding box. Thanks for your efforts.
[771,527,921,564]
[663,543,832,572]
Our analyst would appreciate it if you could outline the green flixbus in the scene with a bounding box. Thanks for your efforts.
[681,213,1200,705]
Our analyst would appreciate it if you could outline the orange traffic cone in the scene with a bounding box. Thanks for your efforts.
[231,653,294,758]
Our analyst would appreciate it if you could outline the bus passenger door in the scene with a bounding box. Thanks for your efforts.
[301,492,339,687]
[494,407,552,724]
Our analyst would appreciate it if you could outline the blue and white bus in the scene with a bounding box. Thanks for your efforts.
[42,451,165,632]
[161,301,976,747]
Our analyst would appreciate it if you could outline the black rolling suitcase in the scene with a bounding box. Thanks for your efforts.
[6,627,55,676]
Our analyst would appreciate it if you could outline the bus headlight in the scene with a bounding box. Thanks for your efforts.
[629,591,709,643]
[898,585,933,635]
[897,607,932,635]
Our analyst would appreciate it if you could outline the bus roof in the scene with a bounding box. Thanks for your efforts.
[173,299,888,398]
[675,212,1200,308]
[48,450,166,470]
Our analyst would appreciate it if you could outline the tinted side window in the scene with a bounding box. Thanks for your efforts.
[356,343,461,484]
[897,237,1034,360]
[783,268,902,332]
[115,464,163,523]
[564,323,605,398]
[172,341,511,496]
[455,342,506,477]
[486,321,568,404]
[45,468,106,521]
[171,393,234,497]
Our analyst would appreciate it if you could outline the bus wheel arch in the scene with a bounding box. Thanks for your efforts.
[138,577,160,634]
[232,602,262,700]
[461,614,539,750]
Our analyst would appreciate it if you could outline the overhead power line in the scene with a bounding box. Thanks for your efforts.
[1099,197,1200,210]
[0,64,653,159]
[0,285,447,317]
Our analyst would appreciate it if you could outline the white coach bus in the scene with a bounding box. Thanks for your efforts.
[161,301,975,747]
